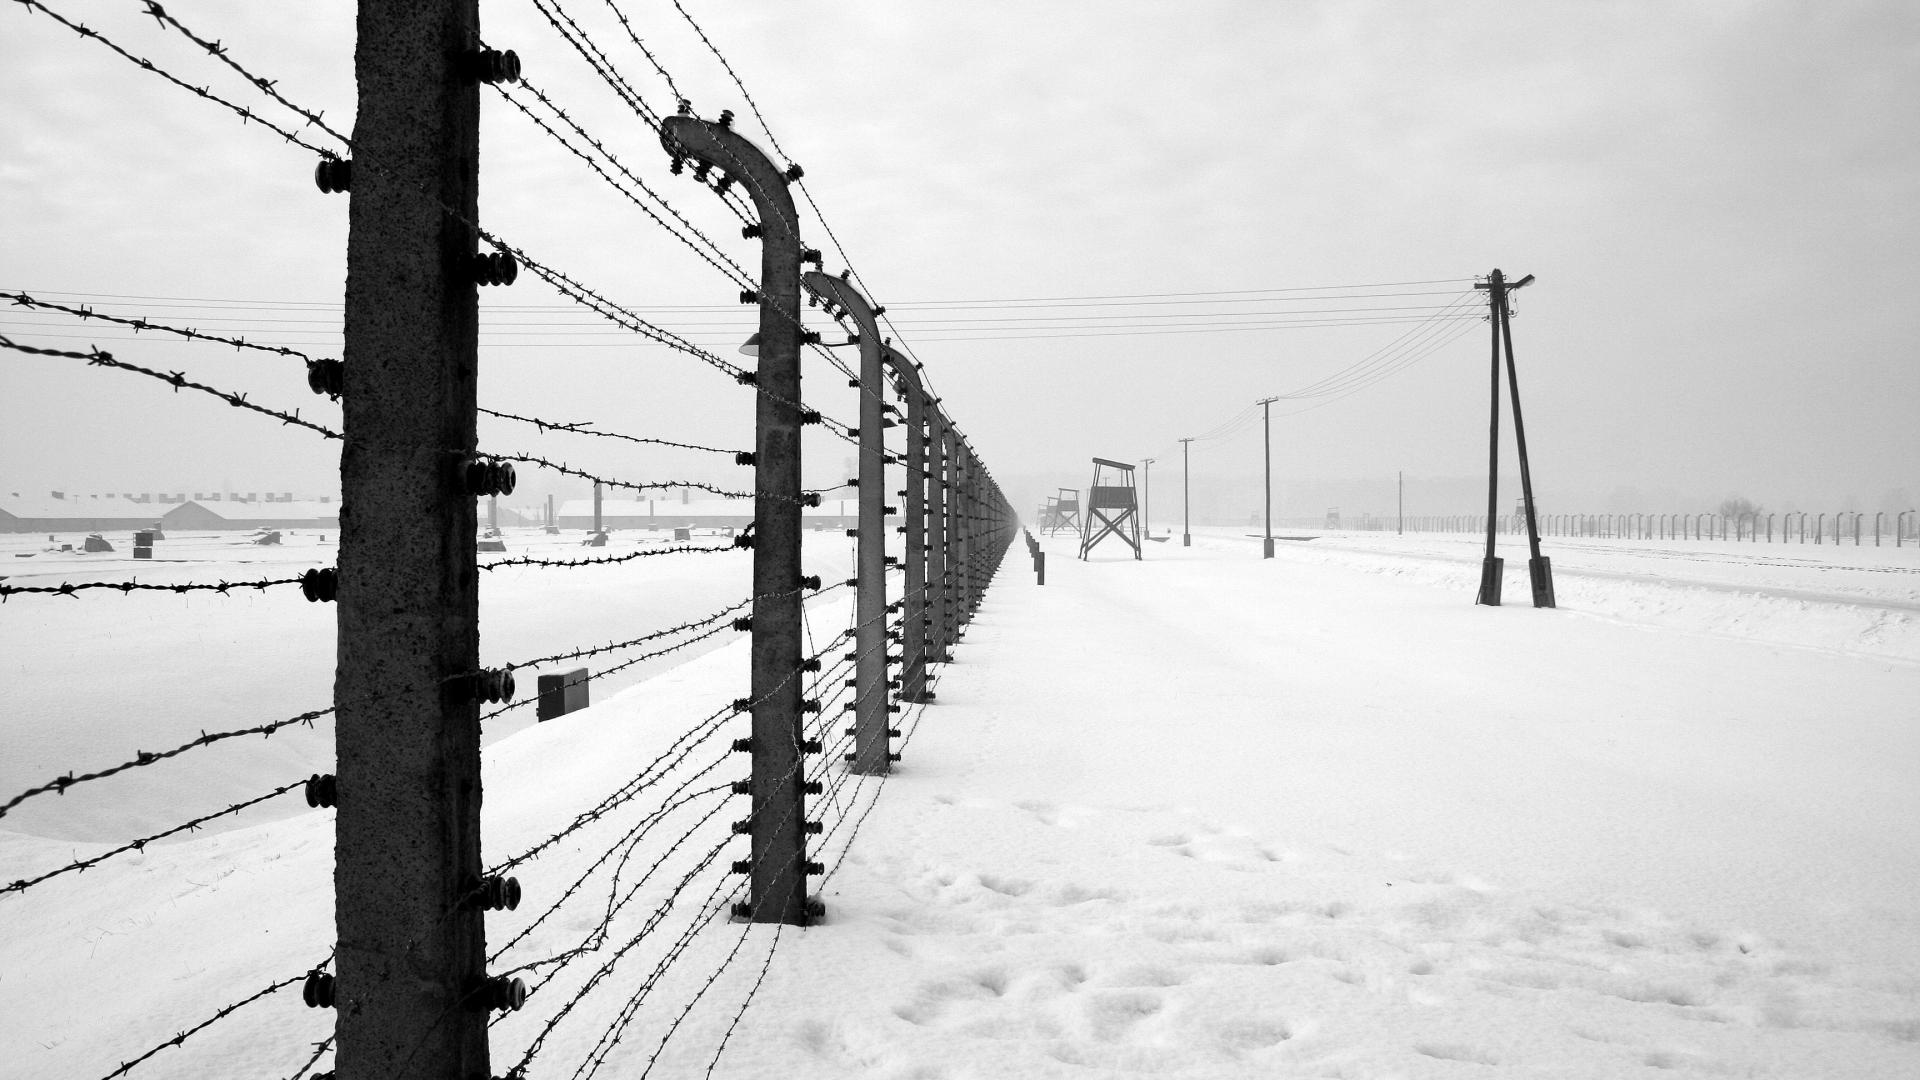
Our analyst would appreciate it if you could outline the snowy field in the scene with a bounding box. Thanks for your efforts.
[3,525,1917,1079]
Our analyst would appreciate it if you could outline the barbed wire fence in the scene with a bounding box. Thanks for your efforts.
[2,3,1015,1080]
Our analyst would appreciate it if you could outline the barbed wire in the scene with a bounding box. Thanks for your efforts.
[12,0,342,159]
[139,0,351,145]
[3,290,322,360]
[0,704,330,818]
[284,1033,334,1080]
[1,334,340,439]
[489,74,753,290]
[498,784,733,986]
[94,953,332,1080]
[698,918,785,1077]
[4,296,754,463]
[659,0,940,393]
[479,619,735,728]
[524,0,663,130]
[486,452,753,500]
[479,541,741,574]
[498,594,750,674]
[490,774,732,972]
[501,831,733,1072]
[3,777,306,896]
[478,407,741,456]
[0,573,308,600]
[16,0,930,471]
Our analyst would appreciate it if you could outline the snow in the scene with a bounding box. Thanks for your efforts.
[3,525,1917,1078]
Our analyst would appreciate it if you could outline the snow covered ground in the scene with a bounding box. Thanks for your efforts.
[3,525,1917,1079]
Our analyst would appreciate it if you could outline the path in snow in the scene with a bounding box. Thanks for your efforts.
[736,530,1920,1079]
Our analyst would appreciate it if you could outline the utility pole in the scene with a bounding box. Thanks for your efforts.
[1473,269,1553,608]
[1179,437,1193,547]
[1141,458,1154,540]
[1259,397,1277,558]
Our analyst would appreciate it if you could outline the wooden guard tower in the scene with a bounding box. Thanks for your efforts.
[1048,487,1082,536]
[1078,458,1142,560]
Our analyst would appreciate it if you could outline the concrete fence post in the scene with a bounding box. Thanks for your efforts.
[661,114,814,925]
[334,1,498,1077]
[802,272,893,775]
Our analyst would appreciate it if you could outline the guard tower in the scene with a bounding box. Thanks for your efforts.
[1078,458,1142,560]
[1049,487,1082,537]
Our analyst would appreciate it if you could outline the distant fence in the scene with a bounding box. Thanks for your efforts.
[1275,511,1920,546]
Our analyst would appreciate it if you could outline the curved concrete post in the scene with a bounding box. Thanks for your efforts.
[926,405,951,664]
[661,115,812,925]
[802,272,892,775]
[884,346,931,703]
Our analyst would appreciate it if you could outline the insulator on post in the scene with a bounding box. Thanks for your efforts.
[800,699,821,714]
[872,305,887,317]
[732,616,753,632]
[466,874,521,912]
[468,975,526,1013]
[783,163,805,183]
[735,370,759,385]
[313,158,352,194]
[717,109,735,128]
[713,174,735,194]
[802,781,823,796]
[732,699,752,715]
[302,972,336,1009]
[732,738,753,753]
[800,658,822,672]
[799,574,822,590]
[300,567,338,602]
[801,247,823,266]
[306,358,345,398]
[801,738,822,754]
[677,97,693,115]
[731,780,751,795]
[735,451,756,466]
[742,222,762,239]
[691,161,712,182]
[804,820,823,835]
[739,290,758,304]
[801,410,822,425]
[802,492,822,508]
[805,898,826,919]
[730,860,752,874]
[733,533,755,549]
[462,48,521,84]
[731,818,753,835]
[304,772,337,809]
[801,330,822,344]
[803,860,825,875]
[466,668,515,704]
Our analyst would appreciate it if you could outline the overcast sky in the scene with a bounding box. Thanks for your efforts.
[3,0,1915,522]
